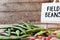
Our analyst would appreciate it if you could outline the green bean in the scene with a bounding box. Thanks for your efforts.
[0,33,9,36]
[8,29,11,36]
[0,36,21,39]
[30,26,37,29]
[5,31,17,35]
[29,25,39,28]
[20,34,29,38]
[4,29,11,36]
[11,32,16,35]
[20,32,24,34]
[16,30,20,36]
[4,29,24,36]
[0,35,29,39]
[12,27,26,34]
[13,24,27,29]
[23,22,31,29]
[26,28,45,33]
[4,30,8,34]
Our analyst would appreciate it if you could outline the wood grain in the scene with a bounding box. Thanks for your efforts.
[0,3,41,11]
[0,0,59,29]
[0,12,40,24]
[0,0,49,3]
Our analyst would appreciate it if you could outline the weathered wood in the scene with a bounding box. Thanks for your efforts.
[0,0,49,3]
[0,11,40,24]
[35,24,60,29]
[48,24,60,29]
[0,3,41,11]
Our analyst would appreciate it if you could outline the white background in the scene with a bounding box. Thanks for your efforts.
[41,3,60,23]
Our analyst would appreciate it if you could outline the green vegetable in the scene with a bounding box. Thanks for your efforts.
[16,30,20,36]
[29,25,39,29]
[20,34,29,38]
[12,27,26,34]
[36,31,48,37]
[11,32,16,35]
[56,33,60,38]
[5,31,17,35]
[23,22,31,29]
[8,29,11,36]
[13,24,27,29]
[3,22,45,38]
[37,31,45,35]
[0,36,21,39]
[48,30,54,35]
[26,28,45,33]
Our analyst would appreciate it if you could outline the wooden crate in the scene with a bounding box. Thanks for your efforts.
[0,0,60,29]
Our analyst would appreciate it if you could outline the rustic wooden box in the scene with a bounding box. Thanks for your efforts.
[0,0,59,29]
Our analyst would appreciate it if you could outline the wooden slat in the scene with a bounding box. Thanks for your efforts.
[0,3,41,11]
[0,0,49,3]
[48,25,60,29]
[0,11,40,24]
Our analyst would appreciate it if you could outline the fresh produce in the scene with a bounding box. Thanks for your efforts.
[20,34,30,38]
[34,34,40,37]
[52,31,60,38]
[29,37,35,40]
[34,30,49,37]
[16,30,20,36]
[3,22,45,39]
[23,22,31,29]
[7,29,11,36]
[33,29,56,40]
[0,22,58,40]
[56,33,60,38]
[26,28,45,34]
[52,32,57,35]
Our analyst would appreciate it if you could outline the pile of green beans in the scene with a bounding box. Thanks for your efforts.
[3,23,45,39]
